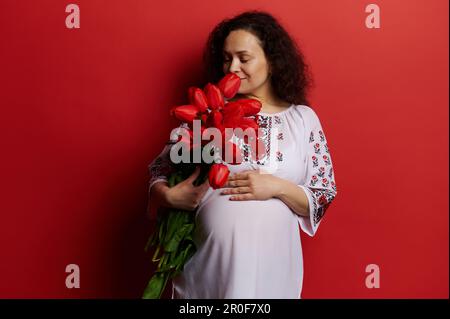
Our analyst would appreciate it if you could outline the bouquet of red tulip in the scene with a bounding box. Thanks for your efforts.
[142,73,265,299]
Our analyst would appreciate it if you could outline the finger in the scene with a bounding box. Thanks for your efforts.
[201,177,210,186]
[229,193,253,201]
[220,180,232,188]
[227,179,250,188]
[220,186,251,195]
[228,171,251,181]
[197,178,210,192]
[185,166,201,183]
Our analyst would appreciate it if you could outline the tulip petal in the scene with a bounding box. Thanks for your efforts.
[204,83,225,111]
[218,73,241,99]
[170,105,200,123]
[188,87,209,113]
[238,99,262,116]
[208,163,230,189]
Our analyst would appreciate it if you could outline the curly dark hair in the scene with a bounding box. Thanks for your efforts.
[202,10,314,106]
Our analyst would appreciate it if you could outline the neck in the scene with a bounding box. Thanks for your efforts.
[241,84,276,105]
[236,93,290,112]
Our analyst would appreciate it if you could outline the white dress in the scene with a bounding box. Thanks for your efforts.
[147,104,338,299]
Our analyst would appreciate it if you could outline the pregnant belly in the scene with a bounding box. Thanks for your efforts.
[193,189,297,247]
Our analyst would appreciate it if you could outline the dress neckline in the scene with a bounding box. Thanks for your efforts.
[258,104,295,116]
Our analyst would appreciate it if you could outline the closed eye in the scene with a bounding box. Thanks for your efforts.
[223,59,249,63]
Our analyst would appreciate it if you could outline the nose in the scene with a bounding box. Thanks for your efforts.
[228,58,241,74]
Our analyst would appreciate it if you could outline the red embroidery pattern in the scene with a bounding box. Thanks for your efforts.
[306,127,337,226]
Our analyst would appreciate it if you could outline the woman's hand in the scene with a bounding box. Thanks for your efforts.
[165,166,210,211]
[219,169,282,201]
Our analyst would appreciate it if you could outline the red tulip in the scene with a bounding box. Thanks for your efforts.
[204,83,224,111]
[188,87,209,113]
[237,99,262,116]
[170,105,200,122]
[222,101,244,128]
[238,117,259,131]
[206,110,223,128]
[208,163,230,189]
[218,73,241,99]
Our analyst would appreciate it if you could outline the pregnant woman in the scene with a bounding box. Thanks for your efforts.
[147,10,338,299]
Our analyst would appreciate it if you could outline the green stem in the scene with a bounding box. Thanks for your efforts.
[152,244,161,262]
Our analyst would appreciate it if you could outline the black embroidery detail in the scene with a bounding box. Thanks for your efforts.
[276,151,283,162]
[148,145,174,189]
[312,155,319,168]
[319,130,325,142]
[331,181,337,192]
[317,167,326,178]
[314,143,321,154]
[274,116,282,124]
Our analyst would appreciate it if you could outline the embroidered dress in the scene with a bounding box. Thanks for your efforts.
[147,104,337,299]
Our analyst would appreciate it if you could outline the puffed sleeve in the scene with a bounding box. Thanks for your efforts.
[148,143,174,192]
[296,107,337,236]
[146,142,174,221]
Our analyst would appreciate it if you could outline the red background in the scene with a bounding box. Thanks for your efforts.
[0,0,448,298]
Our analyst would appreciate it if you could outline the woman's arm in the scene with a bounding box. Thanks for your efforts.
[147,123,210,216]
[149,166,210,213]
[149,181,172,208]
[273,178,310,217]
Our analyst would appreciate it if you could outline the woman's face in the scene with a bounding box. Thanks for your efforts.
[222,29,271,96]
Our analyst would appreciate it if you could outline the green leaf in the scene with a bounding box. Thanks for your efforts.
[142,168,202,299]
[175,243,195,272]
[165,223,194,252]
[142,272,170,299]
[163,210,190,244]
